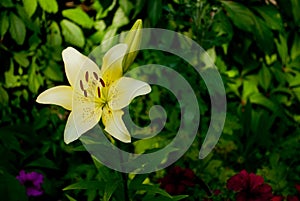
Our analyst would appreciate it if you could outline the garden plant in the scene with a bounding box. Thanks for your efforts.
[0,0,300,201]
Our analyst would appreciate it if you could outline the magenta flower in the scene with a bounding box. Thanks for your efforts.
[16,170,44,197]
[226,170,273,201]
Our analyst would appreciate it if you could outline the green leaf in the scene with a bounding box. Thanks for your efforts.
[0,0,14,7]
[253,5,283,30]
[5,61,21,88]
[37,0,58,13]
[291,0,300,26]
[47,21,62,46]
[60,19,85,47]
[147,0,162,26]
[23,0,37,17]
[62,8,94,28]
[249,93,277,112]
[9,13,26,45]
[13,51,30,67]
[275,34,288,65]
[103,182,119,201]
[28,60,42,94]
[112,7,129,28]
[259,65,271,91]
[26,156,58,169]
[95,0,116,19]
[253,17,274,53]
[222,1,255,32]
[119,0,134,16]
[0,86,9,107]
[291,33,300,60]
[65,194,77,201]
[63,181,105,191]
[43,62,63,81]
[0,172,28,201]
[0,12,9,38]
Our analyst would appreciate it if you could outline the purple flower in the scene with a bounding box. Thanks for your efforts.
[16,170,44,197]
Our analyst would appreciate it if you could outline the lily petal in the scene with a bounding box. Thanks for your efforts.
[36,86,72,110]
[101,44,128,86]
[102,107,131,143]
[72,91,103,136]
[64,112,80,144]
[62,47,99,87]
[108,77,151,110]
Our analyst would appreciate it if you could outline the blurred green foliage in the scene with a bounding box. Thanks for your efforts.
[0,0,300,200]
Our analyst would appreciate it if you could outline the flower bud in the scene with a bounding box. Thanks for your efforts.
[121,19,142,72]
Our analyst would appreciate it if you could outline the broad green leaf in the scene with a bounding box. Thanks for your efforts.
[23,0,37,17]
[26,156,58,169]
[119,0,134,16]
[242,77,259,101]
[147,0,162,26]
[47,21,62,46]
[292,87,300,102]
[249,93,277,112]
[0,0,14,7]
[0,173,28,201]
[60,19,85,47]
[43,62,64,81]
[112,7,129,28]
[0,86,9,107]
[0,12,9,38]
[222,1,255,32]
[253,5,283,30]
[13,51,30,67]
[259,65,271,91]
[63,181,105,191]
[291,0,300,26]
[37,0,58,13]
[9,13,26,45]
[62,8,94,28]
[253,17,274,53]
[28,60,42,94]
[275,34,288,65]
[291,33,300,60]
[5,61,21,88]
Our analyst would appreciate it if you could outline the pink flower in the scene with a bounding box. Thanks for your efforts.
[227,170,273,201]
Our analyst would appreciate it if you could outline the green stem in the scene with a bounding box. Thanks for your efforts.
[122,172,130,201]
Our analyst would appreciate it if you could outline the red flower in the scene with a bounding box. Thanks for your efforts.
[159,166,195,195]
[295,184,300,193]
[287,195,300,201]
[271,196,284,201]
[227,170,273,201]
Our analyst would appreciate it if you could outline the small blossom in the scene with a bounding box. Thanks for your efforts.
[16,170,43,197]
[159,166,195,195]
[227,170,273,201]
[271,196,284,201]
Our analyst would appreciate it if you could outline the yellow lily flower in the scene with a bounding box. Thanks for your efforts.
[36,44,151,144]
